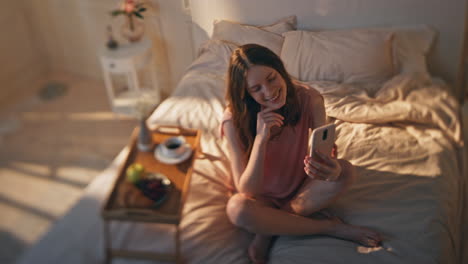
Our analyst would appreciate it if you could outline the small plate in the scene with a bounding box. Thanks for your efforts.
[154,144,193,165]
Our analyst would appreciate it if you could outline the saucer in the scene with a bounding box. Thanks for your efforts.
[154,144,193,165]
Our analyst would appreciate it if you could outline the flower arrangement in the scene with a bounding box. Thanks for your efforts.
[110,0,147,41]
[133,94,156,120]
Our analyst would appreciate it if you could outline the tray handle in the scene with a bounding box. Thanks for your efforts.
[154,125,192,135]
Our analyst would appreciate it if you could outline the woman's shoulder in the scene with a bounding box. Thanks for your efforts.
[293,81,323,105]
[292,81,326,128]
[222,107,233,121]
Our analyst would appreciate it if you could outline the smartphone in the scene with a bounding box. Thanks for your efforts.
[308,123,336,159]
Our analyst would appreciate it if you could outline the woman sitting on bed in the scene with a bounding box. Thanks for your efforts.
[221,44,382,263]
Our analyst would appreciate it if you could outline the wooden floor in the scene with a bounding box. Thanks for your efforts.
[0,73,137,264]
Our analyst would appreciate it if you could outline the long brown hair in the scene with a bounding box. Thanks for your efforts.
[226,44,300,161]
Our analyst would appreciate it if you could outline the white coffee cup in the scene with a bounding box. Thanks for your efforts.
[160,136,187,158]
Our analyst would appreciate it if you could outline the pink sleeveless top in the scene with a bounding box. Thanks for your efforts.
[221,85,319,200]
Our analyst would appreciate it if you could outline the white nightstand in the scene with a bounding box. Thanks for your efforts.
[100,39,160,116]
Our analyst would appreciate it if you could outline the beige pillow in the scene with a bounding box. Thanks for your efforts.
[389,25,435,75]
[211,16,296,56]
[281,29,395,84]
[259,15,297,34]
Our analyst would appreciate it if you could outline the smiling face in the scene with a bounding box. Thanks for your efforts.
[245,65,287,110]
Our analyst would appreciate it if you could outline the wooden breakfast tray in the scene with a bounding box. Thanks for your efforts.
[102,125,201,225]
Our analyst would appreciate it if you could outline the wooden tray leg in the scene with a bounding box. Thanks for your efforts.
[176,225,180,264]
[103,220,112,264]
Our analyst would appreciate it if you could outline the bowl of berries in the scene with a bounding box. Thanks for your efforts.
[125,163,171,208]
[134,172,171,207]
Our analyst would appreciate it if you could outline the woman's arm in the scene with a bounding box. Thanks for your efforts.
[223,108,283,197]
[310,91,326,129]
[306,89,344,181]
[224,120,266,196]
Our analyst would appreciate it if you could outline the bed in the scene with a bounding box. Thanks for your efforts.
[17,0,467,264]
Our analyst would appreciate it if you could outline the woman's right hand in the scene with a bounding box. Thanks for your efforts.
[256,107,284,139]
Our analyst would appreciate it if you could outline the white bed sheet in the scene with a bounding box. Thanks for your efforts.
[17,40,465,264]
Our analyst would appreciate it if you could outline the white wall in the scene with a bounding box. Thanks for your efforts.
[154,0,194,96]
[0,0,48,110]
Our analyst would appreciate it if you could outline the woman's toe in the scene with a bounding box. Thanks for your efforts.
[365,236,381,247]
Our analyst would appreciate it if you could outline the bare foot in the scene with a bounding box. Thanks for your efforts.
[328,217,382,247]
[248,234,273,264]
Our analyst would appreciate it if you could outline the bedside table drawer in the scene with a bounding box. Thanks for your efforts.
[101,57,133,73]
[101,51,151,73]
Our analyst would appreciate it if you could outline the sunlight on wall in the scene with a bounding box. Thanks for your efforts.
[315,0,331,16]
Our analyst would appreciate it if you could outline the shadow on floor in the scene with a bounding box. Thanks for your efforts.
[0,230,27,264]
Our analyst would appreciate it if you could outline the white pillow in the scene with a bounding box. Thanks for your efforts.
[258,15,297,35]
[211,16,297,56]
[390,25,435,75]
[281,29,395,84]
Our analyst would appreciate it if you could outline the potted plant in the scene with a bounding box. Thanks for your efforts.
[111,0,147,42]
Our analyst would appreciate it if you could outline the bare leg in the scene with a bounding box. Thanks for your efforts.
[248,234,273,264]
[247,198,351,263]
[226,194,339,236]
[242,198,274,264]
[227,161,381,263]
[283,159,357,216]
[227,193,380,245]
[227,194,345,263]
[282,160,381,246]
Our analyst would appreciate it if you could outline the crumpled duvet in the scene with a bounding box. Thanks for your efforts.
[310,73,462,147]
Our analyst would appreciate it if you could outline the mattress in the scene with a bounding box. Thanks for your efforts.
[17,40,465,264]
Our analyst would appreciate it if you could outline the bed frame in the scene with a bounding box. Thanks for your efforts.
[188,0,467,102]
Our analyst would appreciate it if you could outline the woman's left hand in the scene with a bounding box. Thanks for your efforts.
[304,151,342,181]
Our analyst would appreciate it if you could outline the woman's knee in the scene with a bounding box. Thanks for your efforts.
[288,198,314,216]
[226,193,254,228]
[287,162,357,217]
